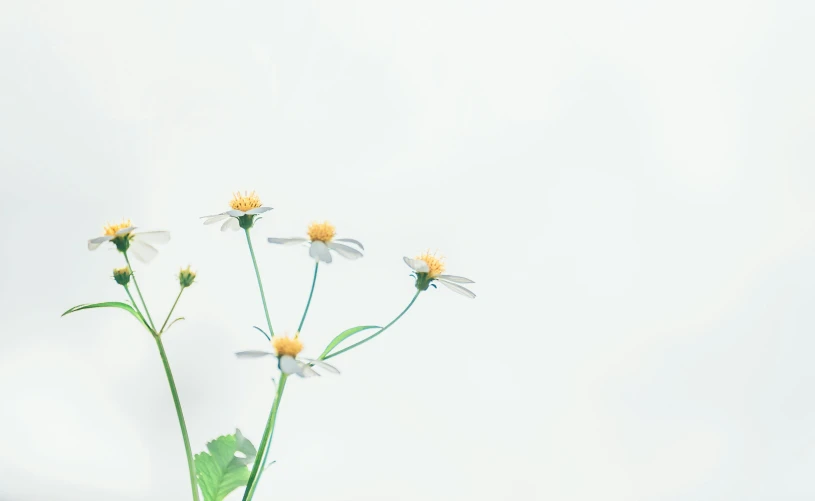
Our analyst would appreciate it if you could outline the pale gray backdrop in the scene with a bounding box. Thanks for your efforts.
[1,1,814,500]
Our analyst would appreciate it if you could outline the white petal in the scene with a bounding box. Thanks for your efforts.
[279,355,302,375]
[115,226,135,236]
[403,256,429,273]
[437,274,474,284]
[309,241,333,263]
[226,210,245,217]
[134,231,170,245]
[297,361,320,378]
[203,213,230,225]
[247,207,273,215]
[221,218,241,232]
[88,236,113,250]
[235,350,276,358]
[299,358,340,374]
[129,240,159,263]
[438,279,476,298]
[335,238,364,250]
[267,237,309,245]
[327,241,363,260]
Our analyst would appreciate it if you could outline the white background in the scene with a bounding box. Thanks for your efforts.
[1,1,815,500]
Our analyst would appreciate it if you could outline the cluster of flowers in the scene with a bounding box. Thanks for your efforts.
[71,190,475,501]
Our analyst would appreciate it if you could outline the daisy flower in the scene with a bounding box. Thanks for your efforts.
[201,191,273,231]
[87,219,170,263]
[236,333,339,377]
[267,221,363,263]
[404,251,476,298]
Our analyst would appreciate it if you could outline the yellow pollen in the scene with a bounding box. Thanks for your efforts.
[416,250,446,277]
[307,221,336,242]
[229,191,263,212]
[103,219,133,236]
[272,334,304,357]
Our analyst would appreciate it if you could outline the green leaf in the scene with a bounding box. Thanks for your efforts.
[195,429,258,501]
[319,325,381,359]
[62,302,151,331]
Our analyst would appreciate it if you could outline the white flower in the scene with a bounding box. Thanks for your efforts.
[87,219,170,263]
[201,191,273,231]
[268,220,363,264]
[236,334,339,377]
[404,251,476,298]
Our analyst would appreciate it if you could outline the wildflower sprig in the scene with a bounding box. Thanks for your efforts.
[64,220,203,501]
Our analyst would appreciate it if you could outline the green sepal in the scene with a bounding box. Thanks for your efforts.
[62,301,151,331]
[194,429,258,501]
[319,325,381,359]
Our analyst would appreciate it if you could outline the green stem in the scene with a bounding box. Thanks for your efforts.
[324,290,421,360]
[123,285,145,322]
[155,336,200,501]
[297,262,319,333]
[244,228,274,337]
[124,252,156,331]
[160,288,184,334]
[243,373,288,501]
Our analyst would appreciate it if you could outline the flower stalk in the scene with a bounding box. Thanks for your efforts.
[243,373,288,501]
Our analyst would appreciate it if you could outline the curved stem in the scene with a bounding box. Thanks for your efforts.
[297,262,319,333]
[155,336,200,501]
[324,290,421,360]
[124,252,156,331]
[243,373,288,501]
[244,228,274,337]
[160,288,184,334]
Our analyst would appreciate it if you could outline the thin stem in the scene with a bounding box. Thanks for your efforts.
[324,290,421,360]
[243,373,288,501]
[297,262,319,333]
[124,252,156,331]
[160,288,184,334]
[123,285,145,321]
[155,336,200,501]
[244,228,274,337]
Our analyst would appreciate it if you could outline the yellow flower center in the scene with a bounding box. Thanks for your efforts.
[113,266,131,276]
[307,221,336,242]
[272,334,304,357]
[103,219,133,236]
[230,191,263,212]
[416,251,445,277]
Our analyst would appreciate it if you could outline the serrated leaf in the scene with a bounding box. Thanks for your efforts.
[62,302,151,331]
[319,325,381,359]
[195,429,258,501]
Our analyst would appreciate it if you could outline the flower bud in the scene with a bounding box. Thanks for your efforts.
[178,266,197,288]
[113,266,132,286]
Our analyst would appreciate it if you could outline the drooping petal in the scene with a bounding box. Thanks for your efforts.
[246,207,273,215]
[297,360,320,378]
[134,231,170,245]
[309,241,333,263]
[335,238,364,250]
[226,210,245,217]
[327,241,363,260]
[279,355,303,375]
[88,235,113,250]
[115,226,135,236]
[437,274,474,284]
[202,213,230,225]
[300,357,340,374]
[267,237,309,245]
[437,278,476,298]
[129,240,159,263]
[221,217,241,232]
[403,256,429,273]
[235,350,276,358]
